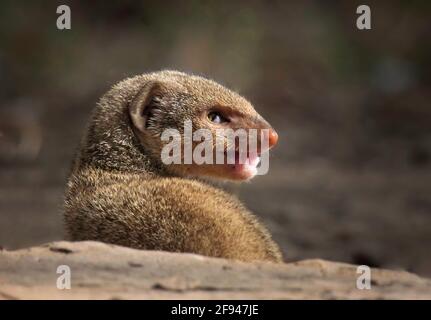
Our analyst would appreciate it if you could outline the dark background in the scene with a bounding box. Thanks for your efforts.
[1,1,430,276]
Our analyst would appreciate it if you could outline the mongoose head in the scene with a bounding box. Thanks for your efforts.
[128,71,278,181]
[81,71,278,181]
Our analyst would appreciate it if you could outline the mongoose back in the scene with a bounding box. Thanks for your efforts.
[64,70,283,262]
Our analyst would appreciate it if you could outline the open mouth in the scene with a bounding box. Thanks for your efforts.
[222,149,262,179]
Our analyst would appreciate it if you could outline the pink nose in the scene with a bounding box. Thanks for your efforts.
[268,129,278,148]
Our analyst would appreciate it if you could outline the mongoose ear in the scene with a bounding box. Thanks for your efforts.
[129,81,166,133]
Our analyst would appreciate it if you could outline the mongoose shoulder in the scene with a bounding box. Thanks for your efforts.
[64,70,283,262]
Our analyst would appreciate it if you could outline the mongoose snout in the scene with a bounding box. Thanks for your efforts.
[64,70,283,263]
[268,129,279,148]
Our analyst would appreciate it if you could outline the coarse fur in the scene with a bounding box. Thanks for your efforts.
[64,70,283,262]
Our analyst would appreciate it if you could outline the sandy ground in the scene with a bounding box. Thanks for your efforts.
[2,241,430,299]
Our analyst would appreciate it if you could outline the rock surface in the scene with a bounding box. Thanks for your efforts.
[0,241,430,300]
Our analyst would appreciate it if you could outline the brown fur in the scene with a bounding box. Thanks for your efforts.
[64,70,283,263]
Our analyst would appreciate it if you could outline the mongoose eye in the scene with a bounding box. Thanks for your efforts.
[208,111,229,124]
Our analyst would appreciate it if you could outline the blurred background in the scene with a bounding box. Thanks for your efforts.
[0,1,430,276]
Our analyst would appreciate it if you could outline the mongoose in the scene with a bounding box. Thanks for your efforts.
[64,70,283,263]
